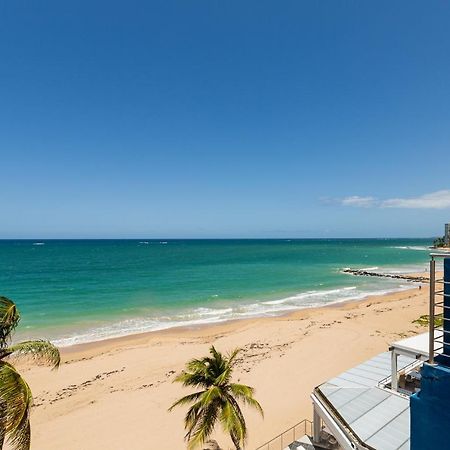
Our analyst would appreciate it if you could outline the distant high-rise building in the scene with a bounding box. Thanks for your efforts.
[446,223,450,246]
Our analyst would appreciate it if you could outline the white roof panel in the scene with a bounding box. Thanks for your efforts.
[365,408,410,450]
[391,331,442,360]
[350,394,409,441]
[317,351,414,450]
[323,352,415,389]
[338,388,390,423]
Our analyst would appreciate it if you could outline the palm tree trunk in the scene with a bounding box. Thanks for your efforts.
[230,432,241,450]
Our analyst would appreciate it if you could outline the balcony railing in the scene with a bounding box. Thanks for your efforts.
[429,253,450,365]
[255,418,313,450]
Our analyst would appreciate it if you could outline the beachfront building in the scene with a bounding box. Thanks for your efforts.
[308,337,426,450]
[445,223,450,246]
[257,254,450,450]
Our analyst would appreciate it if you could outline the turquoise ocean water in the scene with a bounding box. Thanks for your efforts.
[0,239,433,346]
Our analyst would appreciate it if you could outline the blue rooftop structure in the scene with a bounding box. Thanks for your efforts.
[314,352,415,450]
[410,256,450,450]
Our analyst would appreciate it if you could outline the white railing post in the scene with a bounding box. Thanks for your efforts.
[391,350,398,391]
[313,405,321,443]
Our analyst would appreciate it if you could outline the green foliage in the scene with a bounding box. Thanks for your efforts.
[0,297,60,450]
[169,346,263,450]
[0,362,32,450]
[413,314,443,327]
[0,298,20,349]
[6,341,60,369]
[433,236,446,248]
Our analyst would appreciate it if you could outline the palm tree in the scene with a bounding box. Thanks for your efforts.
[169,346,263,450]
[0,296,60,450]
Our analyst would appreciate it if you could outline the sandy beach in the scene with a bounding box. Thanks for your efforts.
[15,282,432,450]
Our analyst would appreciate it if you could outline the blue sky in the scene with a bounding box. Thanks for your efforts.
[1,0,449,238]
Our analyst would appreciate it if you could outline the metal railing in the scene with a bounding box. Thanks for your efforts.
[429,253,450,364]
[255,418,313,450]
[377,358,423,396]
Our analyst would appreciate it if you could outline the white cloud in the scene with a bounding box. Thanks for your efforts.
[341,196,376,207]
[338,190,450,209]
[381,190,450,209]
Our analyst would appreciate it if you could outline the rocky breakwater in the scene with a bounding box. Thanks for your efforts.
[342,268,429,283]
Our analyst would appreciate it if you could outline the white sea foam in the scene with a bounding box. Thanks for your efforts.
[262,286,357,305]
[32,242,45,246]
[51,282,414,347]
[391,246,430,251]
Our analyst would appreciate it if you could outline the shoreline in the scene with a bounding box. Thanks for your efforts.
[59,286,417,355]
[59,271,431,356]
[60,279,426,360]
[29,272,426,350]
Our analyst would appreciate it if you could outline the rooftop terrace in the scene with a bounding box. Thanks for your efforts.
[312,351,418,450]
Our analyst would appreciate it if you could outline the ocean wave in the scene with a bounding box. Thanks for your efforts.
[262,286,357,305]
[391,246,430,251]
[51,283,414,347]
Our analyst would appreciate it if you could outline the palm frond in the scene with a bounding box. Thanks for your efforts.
[229,383,264,417]
[187,400,221,450]
[215,347,240,386]
[184,400,204,433]
[208,346,224,365]
[7,413,30,450]
[227,348,241,366]
[0,361,32,450]
[185,358,208,374]
[184,403,202,433]
[0,297,20,347]
[213,365,231,387]
[209,347,228,373]
[170,387,222,437]
[220,401,240,435]
[5,340,60,369]
[174,370,210,388]
[220,394,247,445]
[198,386,222,408]
[168,391,205,412]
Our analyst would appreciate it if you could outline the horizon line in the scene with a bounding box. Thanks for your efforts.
[0,236,438,241]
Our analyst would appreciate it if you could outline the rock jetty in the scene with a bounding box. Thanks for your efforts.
[342,268,428,283]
